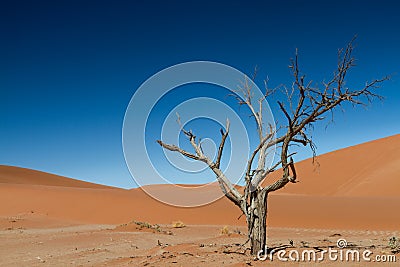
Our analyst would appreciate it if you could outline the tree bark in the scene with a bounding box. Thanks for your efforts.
[248,190,268,255]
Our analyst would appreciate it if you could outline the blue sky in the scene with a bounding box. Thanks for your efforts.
[1,0,399,188]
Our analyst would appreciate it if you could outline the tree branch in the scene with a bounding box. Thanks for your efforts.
[157,128,246,215]
[215,119,230,169]
[156,140,206,163]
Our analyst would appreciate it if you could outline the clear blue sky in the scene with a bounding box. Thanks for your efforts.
[1,0,399,188]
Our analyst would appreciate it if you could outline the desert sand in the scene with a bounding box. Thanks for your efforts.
[0,134,399,266]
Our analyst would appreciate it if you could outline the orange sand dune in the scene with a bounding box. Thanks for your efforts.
[0,183,398,230]
[266,134,400,197]
[0,183,243,226]
[0,165,113,189]
[0,135,399,230]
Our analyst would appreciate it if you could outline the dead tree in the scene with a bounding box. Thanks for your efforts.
[157,38,388,255]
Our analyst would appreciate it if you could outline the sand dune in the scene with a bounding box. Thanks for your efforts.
[266,134,400,197]
[0,165,113,189]
[0,134,399,231]
[0,183,398,230]
[0,183,243,226]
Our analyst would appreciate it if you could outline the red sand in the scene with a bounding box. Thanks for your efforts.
[270,134,400,197]
[0,165,113,189]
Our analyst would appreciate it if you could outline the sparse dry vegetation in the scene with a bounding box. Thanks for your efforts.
[220,225,230,235]
[171,221,185,228]
[116,220,172,235]
[133,221,162,232]
[389,236,400,253]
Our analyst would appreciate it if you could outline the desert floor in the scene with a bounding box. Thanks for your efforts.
[0,214,399,267]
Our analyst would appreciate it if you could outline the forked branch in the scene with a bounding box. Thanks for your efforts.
[156,119,246,213]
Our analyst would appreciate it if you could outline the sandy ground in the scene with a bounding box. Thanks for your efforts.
[0,220,399,266]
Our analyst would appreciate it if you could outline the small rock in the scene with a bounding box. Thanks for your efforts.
[36,256,45,263]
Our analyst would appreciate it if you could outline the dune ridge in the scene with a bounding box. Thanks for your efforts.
[0,165,114,189]
[267,134,400,197]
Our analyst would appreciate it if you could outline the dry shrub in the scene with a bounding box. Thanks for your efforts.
[171,221,185,228]
[221,225,230,235]
[131,221,162,232]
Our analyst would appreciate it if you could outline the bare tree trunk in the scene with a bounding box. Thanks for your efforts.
[248,190,268,255]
